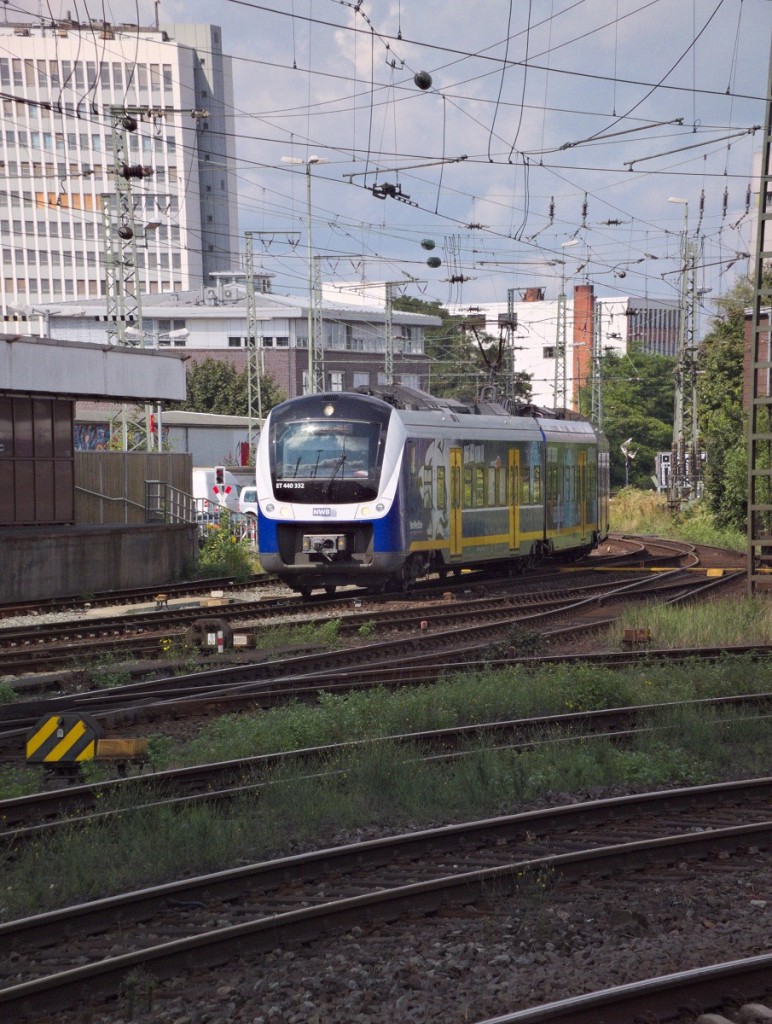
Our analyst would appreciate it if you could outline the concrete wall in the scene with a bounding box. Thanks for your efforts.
[0,524,198,604]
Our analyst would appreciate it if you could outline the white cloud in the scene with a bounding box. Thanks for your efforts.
[34,0,772,307]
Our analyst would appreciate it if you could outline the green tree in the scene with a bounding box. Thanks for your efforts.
[173,358,286,416]
[595,347,675,490]
[395,295,532,402]
[696,277,750,530]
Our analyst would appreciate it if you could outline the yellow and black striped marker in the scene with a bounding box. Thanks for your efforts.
[25,713,104,765]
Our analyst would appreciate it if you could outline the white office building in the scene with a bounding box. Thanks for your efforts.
[0,16,238,313]
[451,287,681,407]
[31,273,440,400]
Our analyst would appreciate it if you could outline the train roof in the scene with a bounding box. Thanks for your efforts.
[265,389,607,447]
[354,383,589,422]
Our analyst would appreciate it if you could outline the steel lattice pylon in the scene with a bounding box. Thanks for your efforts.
[591,303,603,431]
[747,39,772,594]
[102,108,146,347]
[310,256,325,392]
[553,291,568,410]
[668,223,702,508]
[244,232,263,454]
[102,108,153,452]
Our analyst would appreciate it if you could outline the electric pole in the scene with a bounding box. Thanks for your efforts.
[667,203,701,508]
[102,107,154,451]
[747,37,772,594]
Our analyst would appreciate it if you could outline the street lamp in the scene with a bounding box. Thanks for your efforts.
[282,154,329,393]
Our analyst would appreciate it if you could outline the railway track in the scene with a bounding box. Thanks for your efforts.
[0,535,696,662]
[474,958,772,1023]
[0,574,275,621]
[0,566,749,757]
[4,691,769,841]
[0,777,768,1020]
[0,564,720,677]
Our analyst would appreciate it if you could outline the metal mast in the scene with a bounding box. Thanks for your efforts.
[383,280,417,385]
[747,37,772,594]
[244,232,263,457]
[384,282,396,385]
[591,302,603,430]
[501,288,519,405]
[553,289,568,409]
[102,109,148,347]
[102,108,154,452]
[310,256,325,392]
[668,223,701,507]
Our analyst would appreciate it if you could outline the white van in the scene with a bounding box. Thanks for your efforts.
[192,466,241,514]
[238,485,257,520]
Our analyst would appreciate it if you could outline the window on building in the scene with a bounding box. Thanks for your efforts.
[352,372,370,388]
[329,372,344,392]
[228,336,243,348]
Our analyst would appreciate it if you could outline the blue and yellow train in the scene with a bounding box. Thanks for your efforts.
[256,385,610,596]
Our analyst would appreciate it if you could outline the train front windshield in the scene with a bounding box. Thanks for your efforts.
[269,397,391,503]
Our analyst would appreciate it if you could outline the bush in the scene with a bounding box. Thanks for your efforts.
[195,511,254,581]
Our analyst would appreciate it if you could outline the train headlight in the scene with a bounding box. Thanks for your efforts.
[302,536,311,552]
[360,506,371,517]
[336,536,347,552]
[279,506,291,517]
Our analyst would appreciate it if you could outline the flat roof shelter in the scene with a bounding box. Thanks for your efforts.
[1,334,189,602]
[1,333,186,404]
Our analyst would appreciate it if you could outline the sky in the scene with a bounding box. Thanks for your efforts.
[10,0,772,319]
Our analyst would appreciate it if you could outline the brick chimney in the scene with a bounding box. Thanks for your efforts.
[572,284,594,411]
[522,287,545,302]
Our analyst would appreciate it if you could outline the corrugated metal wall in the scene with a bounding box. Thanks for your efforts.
[75,451,193,524]
[0,395,75,525]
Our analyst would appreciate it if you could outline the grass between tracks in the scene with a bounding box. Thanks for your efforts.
[0,491,758,916]
[1,653,770,921]
[610,488,745,550]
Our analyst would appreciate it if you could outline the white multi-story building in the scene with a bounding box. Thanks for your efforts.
[32,273,441,400]
[0,16,238,312]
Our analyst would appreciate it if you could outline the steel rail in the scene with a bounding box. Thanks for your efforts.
[473,954,772,1024]
[0,564,746,756]
[4,691,770,840]
[0,778,768,1019]
[0,570,710,677]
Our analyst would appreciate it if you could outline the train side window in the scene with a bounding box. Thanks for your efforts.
[437,466,447,510]
[533,466,542,503]
[475,466,485,506]
[422,465,433,509]
[497,466,506,505]
[520,467,531,505]
[463,465,473,507]
[487,466,497,506]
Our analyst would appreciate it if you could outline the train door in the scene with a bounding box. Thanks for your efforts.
[578,451,587,542]
[508,448,520,551]
[450,447,463,557]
